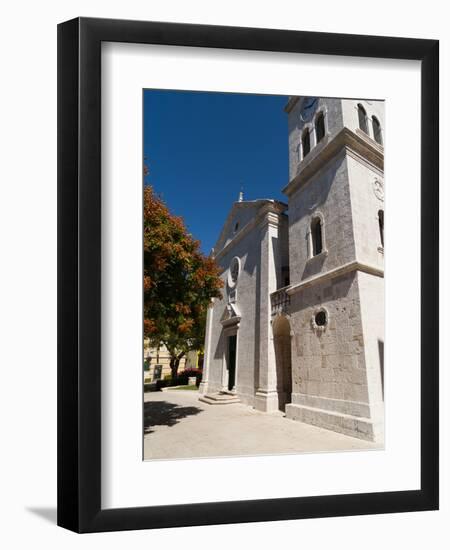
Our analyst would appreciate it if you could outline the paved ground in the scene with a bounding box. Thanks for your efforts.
[144,389,381,460]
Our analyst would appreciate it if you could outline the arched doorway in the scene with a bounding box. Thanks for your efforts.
[273,315,292,411]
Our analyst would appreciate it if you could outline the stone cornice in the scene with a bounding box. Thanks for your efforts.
[221,316,241,328]
[286,260,384,296]
[284,96,300,113]
[215,203,287,262]
[282,126,384,198]
[355,128,384,155]
[259,208,283,230]
[213,199,287,256]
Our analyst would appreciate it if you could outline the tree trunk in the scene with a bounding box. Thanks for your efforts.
[169,351,185,380]
[169,356,179,380]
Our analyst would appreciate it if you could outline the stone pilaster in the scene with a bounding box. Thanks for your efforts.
[199,300,214,395]
[255,210,281,412]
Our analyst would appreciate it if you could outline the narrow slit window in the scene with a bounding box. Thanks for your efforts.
[315,112,325,143]
[378,210,384,247]
[311,218,323,256]
[302,129,310,158]
[358,104,368,134]
[372,116,383,145]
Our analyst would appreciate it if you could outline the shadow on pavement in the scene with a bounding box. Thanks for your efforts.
[144,400,203,434]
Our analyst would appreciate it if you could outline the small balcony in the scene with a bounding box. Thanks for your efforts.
[271,287,290,316]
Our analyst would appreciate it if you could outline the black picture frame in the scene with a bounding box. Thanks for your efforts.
[57,17,439,533]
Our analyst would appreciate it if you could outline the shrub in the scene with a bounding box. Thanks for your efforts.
[154,369,203,389]
[155,378,170,390]
[144,382,158,392]
[176,368,203,387]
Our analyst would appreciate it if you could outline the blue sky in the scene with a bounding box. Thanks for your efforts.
[143,90,289,254]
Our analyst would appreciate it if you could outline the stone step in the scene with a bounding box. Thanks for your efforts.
[199,394,240,402]
[209,393,238,401]
[199,392,241,405]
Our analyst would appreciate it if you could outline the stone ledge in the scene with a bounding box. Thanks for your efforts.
[284,96,300,113]
[291,393,371,418]
[283,126,384,198]
[285,402,381,443]
[305,249,328,263]
[286,260,384,295]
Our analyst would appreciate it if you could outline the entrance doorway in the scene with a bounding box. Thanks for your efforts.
[227,334,237,391]
[273,315,292,411]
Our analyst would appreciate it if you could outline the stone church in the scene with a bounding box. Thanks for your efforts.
[199,96,385,443]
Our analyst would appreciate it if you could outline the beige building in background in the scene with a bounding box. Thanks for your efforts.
[144,339,200,382]
[200,97,385,443]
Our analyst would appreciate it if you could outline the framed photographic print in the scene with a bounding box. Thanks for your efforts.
[57,17,439,533]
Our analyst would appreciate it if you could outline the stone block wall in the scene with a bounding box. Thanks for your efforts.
[347,154,384,270]
[288,154,356,287]
[289,271,368,403]
[286,270,383,442]
[341,99,385,143]
[287,97,344,181]
[357,270,385,442]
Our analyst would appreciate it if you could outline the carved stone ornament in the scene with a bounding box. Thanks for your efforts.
[372,178,384,201]
[227,256,240,288]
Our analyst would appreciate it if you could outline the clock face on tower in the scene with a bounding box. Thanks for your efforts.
[301,97,318,121]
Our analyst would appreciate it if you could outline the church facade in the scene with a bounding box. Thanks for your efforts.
[199,96,385,443]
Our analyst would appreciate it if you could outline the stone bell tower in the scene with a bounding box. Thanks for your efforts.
[281,96,385,442]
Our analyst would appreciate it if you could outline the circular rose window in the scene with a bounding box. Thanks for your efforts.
[228,257,240,288]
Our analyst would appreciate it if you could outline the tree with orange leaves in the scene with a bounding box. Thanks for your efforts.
[143,184,223,379]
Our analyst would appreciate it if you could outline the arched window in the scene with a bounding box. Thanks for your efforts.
[302,128,311,158]
[296,142,301,163]
[311,217,323,256]
[358,104,368,134]
[281,266,290,287]
[378,210,384,247]
[315,112,325,143]
[372,116,383,145]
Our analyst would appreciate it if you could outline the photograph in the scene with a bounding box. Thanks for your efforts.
[52,7,439,536]
[142,90,385,460]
